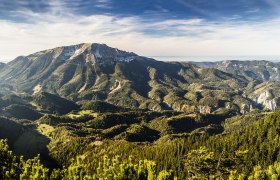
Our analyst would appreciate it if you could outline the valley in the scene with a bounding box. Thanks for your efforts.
[0,44,280,179]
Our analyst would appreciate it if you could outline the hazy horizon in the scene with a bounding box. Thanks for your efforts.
[2,53,280,63]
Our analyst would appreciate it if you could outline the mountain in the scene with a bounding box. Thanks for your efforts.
[216,60,280,81]
[1,44,280,179]
[0,92,79,120]
[188,61,216,68]
[0,43,154,107]
[247,81,280,110]
[32,92,79,114]
[0,43,142,96]
[0,43,254,114]
[192,60,280,81]
[192,60,280,110]
[2,43,280,113]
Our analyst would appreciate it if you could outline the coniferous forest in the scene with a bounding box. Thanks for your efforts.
[1,107,280,179]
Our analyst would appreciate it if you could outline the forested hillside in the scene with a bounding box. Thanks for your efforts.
[1,110,280,179]
[0,44,280,180]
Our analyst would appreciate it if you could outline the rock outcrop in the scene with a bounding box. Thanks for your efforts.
[257,90,279,110]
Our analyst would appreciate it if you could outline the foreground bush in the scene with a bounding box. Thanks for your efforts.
[0,139,176,180]
[2,137,280,179]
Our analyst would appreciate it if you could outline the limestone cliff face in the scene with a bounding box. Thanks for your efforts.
[257,90,279,110]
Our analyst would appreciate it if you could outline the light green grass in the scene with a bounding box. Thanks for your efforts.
[67,110,98,119]
[37,124,55,138]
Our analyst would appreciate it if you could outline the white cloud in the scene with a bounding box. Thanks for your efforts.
[1,1,280,62]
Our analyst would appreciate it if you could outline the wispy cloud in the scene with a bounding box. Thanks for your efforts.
[246,8,260,14]
[94,0,112,9]
[174,0,215,17]
[0,0,280,61]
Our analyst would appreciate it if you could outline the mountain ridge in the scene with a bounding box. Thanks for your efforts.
[0,43,279,113]
[192,60,280,81]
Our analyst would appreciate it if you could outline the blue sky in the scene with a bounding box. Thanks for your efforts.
[1,0,280,61]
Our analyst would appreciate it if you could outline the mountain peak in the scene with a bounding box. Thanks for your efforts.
[0,43,151,95]
[90,43,137,60]
[24,43,138,64]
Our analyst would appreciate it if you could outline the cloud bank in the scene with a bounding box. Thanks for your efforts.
[1,0,280,61]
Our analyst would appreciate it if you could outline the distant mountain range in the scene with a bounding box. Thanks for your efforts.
[0,43,279,113]
[191,60,280,81]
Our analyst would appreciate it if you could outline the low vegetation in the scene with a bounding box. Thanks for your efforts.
[0,90,279,179]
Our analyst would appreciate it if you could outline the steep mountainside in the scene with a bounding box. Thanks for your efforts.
[0,43,252,113]
[0,92,79,120]
[192,60,280,110]
[0,44,278,113]
[247,81,280,110]
[0,43,137,93]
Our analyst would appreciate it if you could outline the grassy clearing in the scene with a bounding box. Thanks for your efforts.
[37,124,55,138]
[67,110,98,119]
